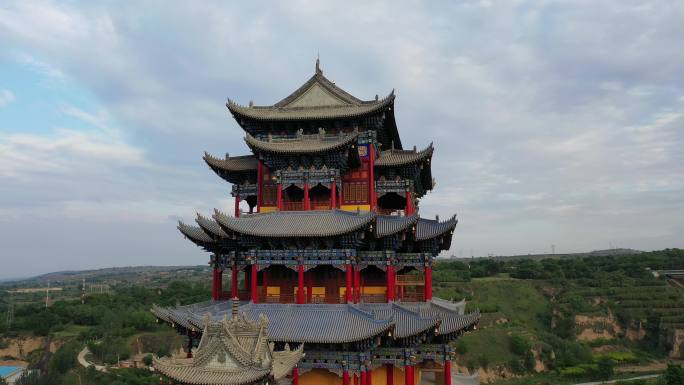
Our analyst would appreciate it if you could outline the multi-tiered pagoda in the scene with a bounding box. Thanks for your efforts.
[153,61,479,385]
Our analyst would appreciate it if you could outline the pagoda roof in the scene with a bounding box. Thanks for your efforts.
[153,304,303,385]
[375,143,434,167]
[213,209,375,238]
[178,222,216,245]
[204,153,257,172]
[415,215,458,241]
[244,130,359,155]
[227,62,395,122]
[196,213,229,238]
[151,299,480,344]
[376,214,418,237]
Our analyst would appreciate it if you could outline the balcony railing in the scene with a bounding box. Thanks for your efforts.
[396,274,425,286]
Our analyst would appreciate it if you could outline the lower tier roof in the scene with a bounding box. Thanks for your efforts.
[151,298,479,344]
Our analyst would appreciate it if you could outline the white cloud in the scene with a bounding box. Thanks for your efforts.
[0,89,15,106]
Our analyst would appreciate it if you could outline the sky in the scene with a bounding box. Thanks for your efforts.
[0,1,683,279]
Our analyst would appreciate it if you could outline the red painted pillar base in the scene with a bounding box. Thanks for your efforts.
[386,265,395,302]
[343,370,350,385]
[345,262,352,303]
[360,370,367,385]
[303,182,310,210]
[292,367,299,385]
[386,364,394,385]
[424,266,433,301]
[353,266,360,304]
[331,180,337,209]
[231,264,238,299]
[444,360,452,385]
[297,264,305,304]
[250,263,258,303]
[405,365,415,385]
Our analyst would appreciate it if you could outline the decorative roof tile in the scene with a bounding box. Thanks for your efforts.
[151,298,480,344]
[376,215,418,237]
[195,214,229,238]
[244,131,359,155]
[178,222,216,245]
[153,302,303,385]
[227,68,394,121]
[375,144,434,167]
[415,216,458,241]
[203,152,257,172]
[213,209,375,238]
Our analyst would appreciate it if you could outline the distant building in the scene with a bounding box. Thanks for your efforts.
[153,61,480,385]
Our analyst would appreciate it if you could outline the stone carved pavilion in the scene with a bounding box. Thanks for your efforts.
[153,61,479,385]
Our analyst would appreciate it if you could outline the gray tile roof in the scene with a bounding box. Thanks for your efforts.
[376,215,418,237]
[213,209,375,238]
[375,144,434,167]
[203,152,257,172]
[227,69,394,121]
[151,298,480,344]
[178,222,215,245]
[244,131,359,155]
[415,216,458,241]
[153,309,303,385]
[196,213,229,238]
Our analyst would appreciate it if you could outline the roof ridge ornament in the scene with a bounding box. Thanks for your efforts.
[315,56,322,75]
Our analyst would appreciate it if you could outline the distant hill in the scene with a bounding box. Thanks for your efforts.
[1,265,208,287]
[452,248,642,261]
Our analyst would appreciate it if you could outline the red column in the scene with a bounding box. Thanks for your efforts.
[306,271,313,303]
[353,266,360,303]
[366,369,372,385]
[297,264,305,304]
[360,370,367,385]
[386,364,394,385]
[250,263,258,303]
[212,267,220,300]
[276,183,283,211]
[231,264,238,299]
[386,265,395,302]
[292,367,299,385]
[424,265,433,301]
[256,161,262,213]
[263,269,268,302]
[343,369,350,385]
[345,262,352,303]
[405,365,414,385]
[405,190,414,215]
[444,360,452,385]
[331,180,337,209]
[234,194,240,217]
[303,182,310,210]
[369,143,376,209]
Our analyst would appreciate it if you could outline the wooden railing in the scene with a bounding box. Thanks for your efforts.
[396,274,425,286]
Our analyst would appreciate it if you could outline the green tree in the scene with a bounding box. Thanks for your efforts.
[664,364,684,385]
[596,357,615,380]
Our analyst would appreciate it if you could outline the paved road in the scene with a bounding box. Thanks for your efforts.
[572,373,660,385]
[77,346,107,372]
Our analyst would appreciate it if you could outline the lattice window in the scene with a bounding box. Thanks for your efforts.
[343,181,369,203]
[262,182,276,205]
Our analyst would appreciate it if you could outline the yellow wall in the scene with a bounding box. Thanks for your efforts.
[298,366,422,385]
[266,286,280,295]
[259,206,277,213]
[300,368,343,385]
[340,204,371,212]
[363,286,387,295]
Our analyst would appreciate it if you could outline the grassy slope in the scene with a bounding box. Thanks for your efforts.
[435,276,551,369]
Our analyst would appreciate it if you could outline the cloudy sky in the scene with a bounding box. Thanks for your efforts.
[0,1,683,279]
